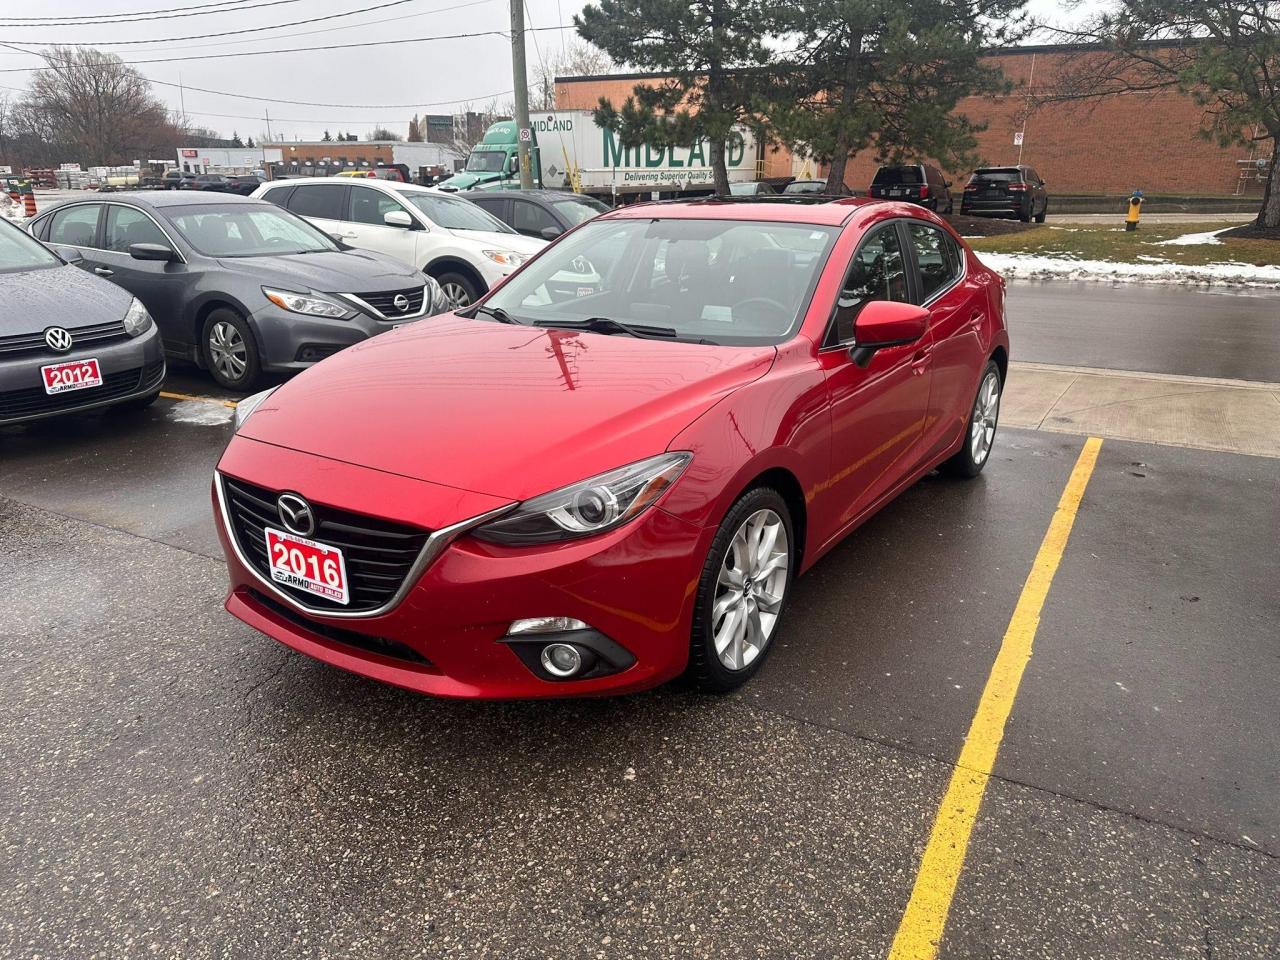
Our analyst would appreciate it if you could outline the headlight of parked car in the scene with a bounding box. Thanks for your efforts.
[233,386,278,433]
[122,297,153,337]
[424,274,452,314]
[262,287,353,319]
[471,452,691,545]
[482,249,528,268]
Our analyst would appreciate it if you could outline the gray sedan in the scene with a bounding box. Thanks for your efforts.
[0,218,163,426]
[28,192,451,391]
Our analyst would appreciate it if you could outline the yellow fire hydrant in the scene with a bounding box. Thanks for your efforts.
[1125,189,1143,231]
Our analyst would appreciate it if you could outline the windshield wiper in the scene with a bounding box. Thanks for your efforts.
[470,304,520,324]
[532,316,681,340]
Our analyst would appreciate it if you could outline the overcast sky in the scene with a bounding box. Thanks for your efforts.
[0,0,1094,144]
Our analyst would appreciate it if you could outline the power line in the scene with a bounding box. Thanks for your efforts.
[1,0,426,46]
[0,25,573,78]
[0,0,307,27]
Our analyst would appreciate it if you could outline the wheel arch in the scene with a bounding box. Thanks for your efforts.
[990,344,1008,384]
[189,296,257,367]
[733,466,808,574]
[423,257,487,295]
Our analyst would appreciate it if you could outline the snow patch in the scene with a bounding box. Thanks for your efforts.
[166,399,234,426]
[975,251,1280,288]
[1154,228,1228,246]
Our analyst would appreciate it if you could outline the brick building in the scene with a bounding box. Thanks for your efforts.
[555,43,1272,198]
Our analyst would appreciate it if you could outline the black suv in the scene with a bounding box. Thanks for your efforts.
[961,165,1049,222]
[867,164,953,213]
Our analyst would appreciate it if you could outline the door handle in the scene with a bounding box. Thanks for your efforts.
[969,311,984,328]
[910,348,931,376]
[94,267,114,277]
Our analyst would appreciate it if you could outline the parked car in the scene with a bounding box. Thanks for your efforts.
[253,177,546,307]
[227,174,264,196]
[867,163,954,213]
[213,196,1009,699]
[961,165,1049,222]
[782,179,852,196]
[163,170,196,190]
[28,193,450,391]
[728,181,777,196]
[0,217,164,426]
[190,173,233,193]
[460,189,609,239]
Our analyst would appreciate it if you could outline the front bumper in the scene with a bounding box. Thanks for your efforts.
[213,441,709,699]
[249,303,412,372]
[0,324,165,426]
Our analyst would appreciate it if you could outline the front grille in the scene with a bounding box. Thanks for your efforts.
[358,286,425,320]
[245,588,437,669]
[0,360,162,420]
[0,320,130,358]
[222,476,432,614]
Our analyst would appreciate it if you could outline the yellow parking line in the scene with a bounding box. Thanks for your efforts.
[888,436,1103,960]
[159,391,239,409]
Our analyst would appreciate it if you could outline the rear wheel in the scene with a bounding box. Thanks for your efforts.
[201,309,261,391]
[941,360,1002,478]
[1034,200,1048,224]
[436,271,481,309]
[687,487,793,693]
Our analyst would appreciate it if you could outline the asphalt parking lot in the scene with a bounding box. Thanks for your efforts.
[3,322,1278,957]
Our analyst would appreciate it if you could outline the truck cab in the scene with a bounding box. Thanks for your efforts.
[438,120,539,192]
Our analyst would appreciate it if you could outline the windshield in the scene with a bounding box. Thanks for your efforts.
[552,196,608,225]
[481,217,838,345]
[404,192,514,233]
[465,150,508,173]
[166,203,337,257]
[0,219,60,272]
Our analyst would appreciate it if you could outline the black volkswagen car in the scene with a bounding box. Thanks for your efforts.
[29,193,451,391]
[0,218,163,426]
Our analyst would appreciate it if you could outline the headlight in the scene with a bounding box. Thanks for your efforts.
[233,386,277,432]
[472,452,691,545]
[423,274,452,314]
[122,297,153,337]
[483,249,528,268]
[262,287,352,319]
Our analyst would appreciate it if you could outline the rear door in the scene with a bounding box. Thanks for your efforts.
[284,183,347,240]
[343,184,420,268]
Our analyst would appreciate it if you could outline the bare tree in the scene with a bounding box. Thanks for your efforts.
[530,40,616,110]
[366,126,403,141]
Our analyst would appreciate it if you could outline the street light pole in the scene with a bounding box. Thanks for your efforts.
[510,0,534,190]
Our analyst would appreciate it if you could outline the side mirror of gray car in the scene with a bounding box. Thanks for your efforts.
[540,226,563,240]
[52,244,83,264]
[129,243,176,262]
[383,210,414,229]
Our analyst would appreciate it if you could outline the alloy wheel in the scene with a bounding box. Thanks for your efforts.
[441,282,471,308]
[970,370,1001,465]
[712,508,789,671]
[208,320,248,383]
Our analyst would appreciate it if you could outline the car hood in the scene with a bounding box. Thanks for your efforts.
[0,263,131,334]
[443,228,545,254]
[216,249,421,294]
[239,314,776,501]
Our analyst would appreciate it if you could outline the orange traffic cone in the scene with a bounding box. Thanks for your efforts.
[22,192,36,217]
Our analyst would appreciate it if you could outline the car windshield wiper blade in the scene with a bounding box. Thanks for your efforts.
[471,304,520,324]
[532,316,680,340]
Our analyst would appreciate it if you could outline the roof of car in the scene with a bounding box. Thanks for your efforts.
[81,191,266,209]
[260,175,437,194]
[605,195,887,226]
[460,188,600,203]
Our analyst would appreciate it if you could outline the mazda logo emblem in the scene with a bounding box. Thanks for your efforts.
[277,493,316,537]
[45,327,73,353]
[393,294,410,313]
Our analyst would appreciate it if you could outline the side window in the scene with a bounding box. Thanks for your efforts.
[348,186,407,226]
[104,206,168,253]
[908,222,963,302]
[1027,168,1042,185]
[259,185,294,208]
[511,200,558,238]
[469,197,508,226]
[827,225,908,345]
[47,204,103,248]
[288,184,345,221]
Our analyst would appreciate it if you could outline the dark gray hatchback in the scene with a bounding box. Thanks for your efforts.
[0,218,164,426]
[29,193,450,391]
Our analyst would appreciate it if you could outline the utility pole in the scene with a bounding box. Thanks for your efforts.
[264,108,273,143]
[510,0,534,189]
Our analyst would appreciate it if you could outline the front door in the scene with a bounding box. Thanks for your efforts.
[96,204,191,354]
[344,185,421,269]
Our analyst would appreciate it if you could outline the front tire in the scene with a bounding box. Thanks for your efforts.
[941,360,1002,478]
[435,271,482,309]
[686,488,793,693]
[201,309,261,391]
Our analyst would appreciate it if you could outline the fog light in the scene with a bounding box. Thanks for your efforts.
[508,617,589,635]
[540,642,583,678]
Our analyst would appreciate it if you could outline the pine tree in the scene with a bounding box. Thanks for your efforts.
[322,130,333,142]
[576,0,779,194]
[230,130,244,147]
[769,0,1027,192]
[407,114,424,142]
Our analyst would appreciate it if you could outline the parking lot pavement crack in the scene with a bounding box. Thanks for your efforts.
[1036,375,1080,428]
[738,699,1280,865]
[1051,387,1221,418]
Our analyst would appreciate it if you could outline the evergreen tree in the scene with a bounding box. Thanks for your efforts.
[322,129,333,142]
[576,0,779,194]
[230,130,244,147]
[407,114,424,142]
[770,0,1027,192]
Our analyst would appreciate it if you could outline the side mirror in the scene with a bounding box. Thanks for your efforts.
[383,210,413,229]
[52,244,83,264]
[849,301,928,368]
[945,179,953,187]
[128,243,176,262]
[540,225,563,241]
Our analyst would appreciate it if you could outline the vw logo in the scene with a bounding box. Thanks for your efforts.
[277,493,316,537]
[392,294,410,313]
[44,327,73,353]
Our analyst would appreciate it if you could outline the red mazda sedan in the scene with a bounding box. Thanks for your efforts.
[213,197,1008,698]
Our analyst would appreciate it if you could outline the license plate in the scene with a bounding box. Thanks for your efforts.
[264,527,349,605]
[889,188,904,197]
[41,358,102,395]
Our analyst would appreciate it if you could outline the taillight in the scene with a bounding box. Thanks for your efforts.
[366,171,376,178]
[1007,182,1029,192]
[964,183,979,192]
[920,185,930,199]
